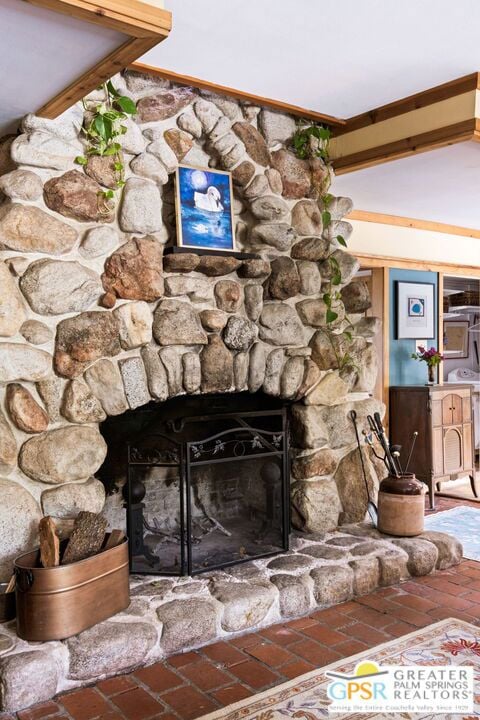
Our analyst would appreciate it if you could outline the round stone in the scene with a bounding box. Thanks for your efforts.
[19,320,52,345]
[267,554,315,572]
[0,478,42,581]
[19,426,107,485]
[302,545,347,561]
[223,316,257,352]
[6,383,48,433]
[20,260,102,315]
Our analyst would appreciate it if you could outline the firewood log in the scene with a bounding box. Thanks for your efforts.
[39,516,60,568]
[61,511,107,565]
[103,529,125,550]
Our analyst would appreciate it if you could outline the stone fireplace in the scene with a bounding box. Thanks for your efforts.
[0,69,466,717]
[100,392,289,575]
[0,67,383,584]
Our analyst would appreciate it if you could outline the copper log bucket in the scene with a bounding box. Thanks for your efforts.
[14,536,130,642]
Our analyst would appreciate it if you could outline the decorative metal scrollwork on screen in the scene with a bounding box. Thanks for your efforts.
[190,431,283,463]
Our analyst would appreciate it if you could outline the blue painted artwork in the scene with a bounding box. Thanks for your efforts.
[176,165,235,251]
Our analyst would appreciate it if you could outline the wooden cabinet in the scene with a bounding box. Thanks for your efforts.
[389,384,476,509]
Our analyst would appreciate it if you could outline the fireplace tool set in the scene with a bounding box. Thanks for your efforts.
[350,410,425,536]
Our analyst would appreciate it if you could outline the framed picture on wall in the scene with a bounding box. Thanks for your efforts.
[175,164,235,252]
[396,281,435,339]
[443,320,469,358]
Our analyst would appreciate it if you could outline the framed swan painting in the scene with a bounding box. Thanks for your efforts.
[175,164,236,252]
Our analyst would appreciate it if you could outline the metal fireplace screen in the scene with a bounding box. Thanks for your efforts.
[124,394,290,575]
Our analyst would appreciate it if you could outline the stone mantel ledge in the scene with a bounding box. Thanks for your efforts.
[0,525,462,713]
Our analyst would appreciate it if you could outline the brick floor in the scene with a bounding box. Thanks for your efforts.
[6,504,480,720]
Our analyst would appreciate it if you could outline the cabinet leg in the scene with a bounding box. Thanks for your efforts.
[469,474,479,499]
[428,481,435,510]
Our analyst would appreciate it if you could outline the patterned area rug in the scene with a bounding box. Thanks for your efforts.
[199,619,480,719]
[425,505,480,560]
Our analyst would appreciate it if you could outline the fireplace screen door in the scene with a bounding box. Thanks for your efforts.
[124,395,290,575]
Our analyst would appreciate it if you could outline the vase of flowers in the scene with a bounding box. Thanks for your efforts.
[411,346,443,385]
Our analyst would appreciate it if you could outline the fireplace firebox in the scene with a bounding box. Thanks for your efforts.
[100,393,290,575]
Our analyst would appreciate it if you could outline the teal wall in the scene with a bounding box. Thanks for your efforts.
[389,268,438,386]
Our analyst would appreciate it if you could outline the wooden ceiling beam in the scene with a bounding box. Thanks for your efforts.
[348,209,480,240]
[130,62,346,126]
[335,73,480,135]
[332,119,476,174]
[330,73,480,173]
[22,0,172,38]
[30,0,172,119]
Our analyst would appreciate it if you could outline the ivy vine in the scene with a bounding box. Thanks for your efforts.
[292,123,356,373]
[75,81,137,211]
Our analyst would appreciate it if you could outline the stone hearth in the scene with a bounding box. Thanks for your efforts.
[0,524,462,713]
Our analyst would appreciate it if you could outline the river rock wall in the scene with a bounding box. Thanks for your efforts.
[0,69,382,580]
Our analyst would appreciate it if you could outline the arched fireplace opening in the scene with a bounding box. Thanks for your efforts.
[99,392,290,576]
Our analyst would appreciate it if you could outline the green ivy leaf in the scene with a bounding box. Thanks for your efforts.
[322,210,331,227]
[74,155,87,165]
[106,80,122,98]
[323,292,331,305]
[318,127,331,140]
[336,235,347,247]
[94,115,106,139]
[114,161,124,171]
[326,309,338,324]
[115,96,137,115]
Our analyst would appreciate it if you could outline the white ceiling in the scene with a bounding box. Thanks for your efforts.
[145,0,480,118]
[0,0,126,134]
[332,142,480,228]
